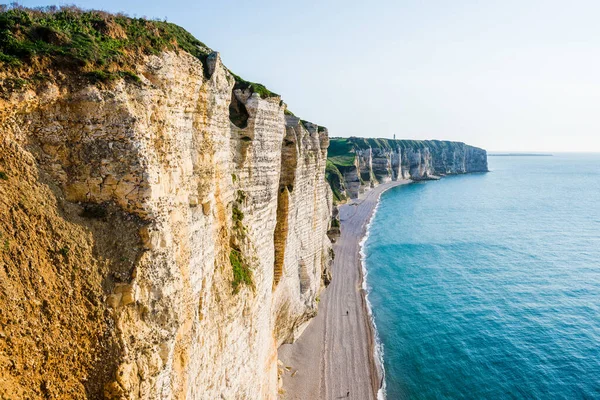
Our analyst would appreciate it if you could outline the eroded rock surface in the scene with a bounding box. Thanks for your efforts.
[0,50,332,399]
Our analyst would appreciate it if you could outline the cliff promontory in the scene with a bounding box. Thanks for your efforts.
[0,7,331,399]
[326,137,488,202]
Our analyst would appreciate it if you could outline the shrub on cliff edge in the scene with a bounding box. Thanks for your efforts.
[0,4,277,98]
[0,5,213,77]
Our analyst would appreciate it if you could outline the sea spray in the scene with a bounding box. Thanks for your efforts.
[359,193,388,400]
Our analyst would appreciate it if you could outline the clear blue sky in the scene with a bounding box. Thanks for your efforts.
[17,0,600,152]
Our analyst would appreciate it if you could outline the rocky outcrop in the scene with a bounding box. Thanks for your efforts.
[272,117,332,346]
[0,49,332,399]
[327,138,488,199]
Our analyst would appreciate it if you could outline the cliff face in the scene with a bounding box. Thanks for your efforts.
[328,138,488,200]
[0,49,332,399]
[272,118,332,345]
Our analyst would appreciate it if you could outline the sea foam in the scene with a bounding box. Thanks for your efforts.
[359,192,387,400]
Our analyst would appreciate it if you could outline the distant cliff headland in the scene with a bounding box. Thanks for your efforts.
[326,137,488,203]
[0,6,487,400]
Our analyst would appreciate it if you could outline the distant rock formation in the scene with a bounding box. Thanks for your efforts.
[326,138,488,201]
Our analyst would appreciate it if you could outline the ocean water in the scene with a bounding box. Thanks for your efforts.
[364,154,600,399]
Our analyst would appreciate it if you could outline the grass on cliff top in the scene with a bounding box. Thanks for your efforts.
[0,5,279,98]
[346,137,424,150]
[328,138,356,167]
[298,119,328,133]
[347,137,394,151]
[228,70,279,99]
[0,5,212,77]
[394,139,466,151]
[338,137,465,152]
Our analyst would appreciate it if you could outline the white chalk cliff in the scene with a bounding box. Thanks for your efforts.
[0,50,332,399]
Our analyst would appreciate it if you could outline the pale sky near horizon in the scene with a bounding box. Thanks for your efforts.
[16,0,600,152]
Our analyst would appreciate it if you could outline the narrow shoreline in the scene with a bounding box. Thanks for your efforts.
[357,180,410,399]
[358,190,387,399]
[278,180,409,400]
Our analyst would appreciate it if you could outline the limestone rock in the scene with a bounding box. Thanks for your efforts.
[0,50,332,399]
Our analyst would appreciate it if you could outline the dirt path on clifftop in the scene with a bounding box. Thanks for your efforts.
[278,180,410,400]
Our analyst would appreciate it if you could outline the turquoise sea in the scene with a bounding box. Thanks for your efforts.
[364,154,600,399]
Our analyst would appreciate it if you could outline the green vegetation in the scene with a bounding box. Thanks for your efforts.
[1,77,28,91]
[230,248,253,294]
[330,137,460,155]
[324,137,465,203]
[325,139,358,203]
[328,138,354,157]
[300,119,327,133]
[346,137,393,151]
[341,136,450,151]
[83,70,112,82]
[0,5,279,96]
[395,139,428,149]
[0,171,7,180]
[231,203,248,238]
[118,70,141,83]
[228,189,253,294]
[229,192,252,293]
[327,138,355,167]
[236,189,247,202]
[325,160,347,203]
[83,69,141,84]
[0,5,212,76]
[229,70,279,99]
[421,139,463,151]
[232,204,244,224]
[300,119,310,130]
[0,5,262,97]
[284,108,295,116]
